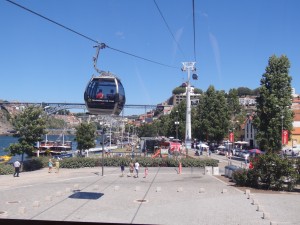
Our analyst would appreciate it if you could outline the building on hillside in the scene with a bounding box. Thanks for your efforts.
[172,86,201,106]
[292,96,300,110]
[288,109,300,147]
[244,113,257,148]
[239,96,256,106]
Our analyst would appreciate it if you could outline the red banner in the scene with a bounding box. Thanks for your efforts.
[229,132,234,143]
[282,130,288,145]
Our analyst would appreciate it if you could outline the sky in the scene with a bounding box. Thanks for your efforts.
[1,0,300,115]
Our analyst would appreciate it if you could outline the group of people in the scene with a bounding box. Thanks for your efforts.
[120,160,148,178]
[48,158,60,173]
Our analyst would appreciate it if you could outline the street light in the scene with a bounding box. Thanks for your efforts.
[276,105,288,151]
[281,114,284,150]
[175,110,179,140]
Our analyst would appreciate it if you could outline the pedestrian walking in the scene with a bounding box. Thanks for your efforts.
[55,158,60,173]
[48,159,53,173]
[120,163,125,177]
[244,154,249,167]
[143,166,148,178]
[13,160,21,177]
[134,161,139,178]
[128,161,134,177]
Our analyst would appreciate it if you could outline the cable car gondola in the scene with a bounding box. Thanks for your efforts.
[84,43,126,115]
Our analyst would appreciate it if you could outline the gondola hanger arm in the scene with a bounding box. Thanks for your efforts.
[93,43,107,74]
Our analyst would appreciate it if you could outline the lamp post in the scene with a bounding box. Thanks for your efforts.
[281,114,284,151]
[175,110,179,140]
[101,127,106,176]
[276,105,288,151]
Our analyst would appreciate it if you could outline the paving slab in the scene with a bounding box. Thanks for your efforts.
[0,166,299,225]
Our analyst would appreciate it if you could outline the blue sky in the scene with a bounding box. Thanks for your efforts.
[1,0,300,115]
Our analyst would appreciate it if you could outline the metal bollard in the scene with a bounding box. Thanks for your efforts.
[135,186,140,191]
[199,187,205,193]
[177,187,183,192]
[114,186,120,191]
[263,212,270,219]
[156,187,161,192]
[256,205,264,212]
[18,207,26,214]
[252,198,259,205]
[245,189,250,195]
[45,196,52,201]
[33,201,40,207]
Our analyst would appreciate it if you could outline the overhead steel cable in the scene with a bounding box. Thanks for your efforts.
[5,0,180,70]
[153,0,186,59]
[5,0,98,43]
[106,46,179,69]
[192,0,197,62]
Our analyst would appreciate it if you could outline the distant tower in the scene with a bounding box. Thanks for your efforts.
[181,62,196,151]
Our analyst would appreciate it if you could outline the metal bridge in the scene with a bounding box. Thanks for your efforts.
[0,102,159,115]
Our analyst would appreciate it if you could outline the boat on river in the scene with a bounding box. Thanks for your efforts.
[0,155,12,163]
[35,134,73,156]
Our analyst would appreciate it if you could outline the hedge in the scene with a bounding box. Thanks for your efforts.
[232,154,300,191]
[0,156,219,175]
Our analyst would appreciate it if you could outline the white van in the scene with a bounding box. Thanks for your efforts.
[284,145,300,156]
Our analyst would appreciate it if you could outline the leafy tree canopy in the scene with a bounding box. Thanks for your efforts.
[8,106,46,158]
[253,55,293,152]
[75,122,97,154]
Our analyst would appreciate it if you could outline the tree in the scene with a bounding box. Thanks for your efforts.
[172,87,186,95]
[253,55,293,152]
[227,88,241,117]
[8,106,46,160]
[194,86,230,143]
[75,122,97,155]
[137,123,158,137]
[193,88,203,94]
[237,87,253,96]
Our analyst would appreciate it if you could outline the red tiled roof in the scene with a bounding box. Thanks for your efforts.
[292,127,300,135]
[294,110,300,121]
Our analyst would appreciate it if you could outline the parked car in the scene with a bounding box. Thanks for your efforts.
[234,149,241,156]
[218,149,226,155]
[241,150,250,159]
[238,149,246,157]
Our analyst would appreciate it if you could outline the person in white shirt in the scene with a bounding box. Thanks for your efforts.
[13,160,21,177]
[134,161,140,178]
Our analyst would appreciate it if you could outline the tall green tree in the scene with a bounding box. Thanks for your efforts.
[253,55,293,152]
[194,86,230,143]
[227,88,241,117]
[137,123,158,137]
[75,122,97,155]
[8,106,46,160]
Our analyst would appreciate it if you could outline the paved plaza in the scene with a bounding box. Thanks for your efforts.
[0,165,299,225]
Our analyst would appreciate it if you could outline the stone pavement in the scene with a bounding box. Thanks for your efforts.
[0,166,299,225]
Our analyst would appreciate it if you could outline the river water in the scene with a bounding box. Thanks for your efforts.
[0,135,78,156]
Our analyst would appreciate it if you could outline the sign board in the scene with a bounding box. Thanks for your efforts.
[229,132,234,143]
[282,130,288,145]
[160,148,169,155]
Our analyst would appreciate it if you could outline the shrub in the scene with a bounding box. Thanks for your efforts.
[232,153,299,191]
[22,158,44,171]
[0,163,14,175]
[232,169,248,186]
[253,153,298,191]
